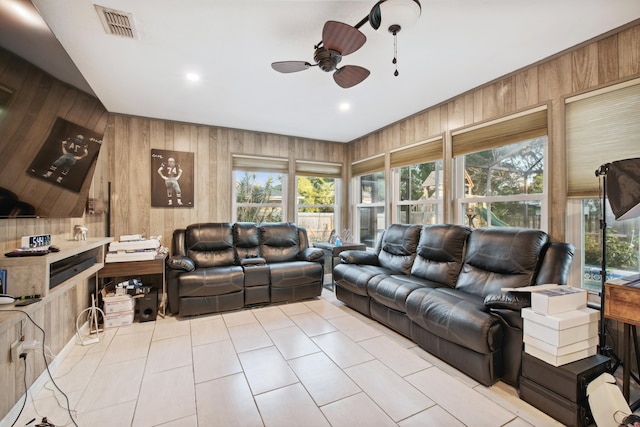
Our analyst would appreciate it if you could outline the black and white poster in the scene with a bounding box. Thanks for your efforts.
[151,149,194,208]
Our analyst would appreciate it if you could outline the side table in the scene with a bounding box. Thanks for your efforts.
[313,241,366,289]
[97,253,167,318]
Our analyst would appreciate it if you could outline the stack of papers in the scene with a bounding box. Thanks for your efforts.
[105,236,160,263]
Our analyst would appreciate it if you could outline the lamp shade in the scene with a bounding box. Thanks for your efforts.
[369,0,422,33]
[607,157,640,221]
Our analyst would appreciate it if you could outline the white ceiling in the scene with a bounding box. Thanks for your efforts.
[2,1,640,143]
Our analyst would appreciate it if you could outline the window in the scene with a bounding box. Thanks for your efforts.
[232,155,287,223]
[296,176,339,243]
[565,80,640,289]
[393,160,443,225]
[455,137,546,228]
[355,171,385,248]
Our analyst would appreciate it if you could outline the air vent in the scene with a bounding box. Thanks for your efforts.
[95,5,137,39]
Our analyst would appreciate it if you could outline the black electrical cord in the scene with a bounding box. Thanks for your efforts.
[1,309,79,427]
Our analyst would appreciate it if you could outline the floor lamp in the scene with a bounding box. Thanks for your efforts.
[595,158,640,385]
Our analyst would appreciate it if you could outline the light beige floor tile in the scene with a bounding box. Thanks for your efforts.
[268,325,321,360]
[406,366,516,427]
[278,301,313,316]
[83,328,117,354]
[344,359,433,422]
[115,320,155,335]
[228,321,273,353]
[290,311,338,337]
[321,392,397,427]
[132,365,196,427]
[50,350,104,393]
[190,315,229,346]
[253,305,296,331]
[328,315,383,342]
[193,339,242,383]
[503,418,540,427]
[238,346,299,395]
[312,331,374,368]
[157,414,199,426]
[288,352,361,406]
[359,335,431,377]
[15,389,83,427]
[254,383,330,427]
[145,334,192,374]
[398,405,462,426]
[369,321,416,348]
[76,357,145,412]
[222,308,258,327]
[75,400,136,427]
[152,316,191,341]
[196,373,263,427]
[101,329,153,366]
[408,346,480,388]
[305,298,349,319]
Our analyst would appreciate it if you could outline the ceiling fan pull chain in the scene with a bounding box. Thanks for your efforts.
[393,33,399,77]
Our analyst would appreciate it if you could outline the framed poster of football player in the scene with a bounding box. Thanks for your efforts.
[26,117,103,193]
[151,149,194,208]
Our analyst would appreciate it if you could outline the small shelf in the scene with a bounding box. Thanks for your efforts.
[0,237,112,298]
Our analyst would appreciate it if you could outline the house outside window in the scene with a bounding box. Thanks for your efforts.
[393,160,443,225]
[295,175,340,243]
[354,171,385,248]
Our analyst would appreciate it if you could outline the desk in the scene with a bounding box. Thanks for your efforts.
[98,254,167,317]
[605,278,640,406]
[313,242,366,289]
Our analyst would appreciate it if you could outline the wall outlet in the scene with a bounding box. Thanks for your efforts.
[10,340,23,363]
[22,340,39,351]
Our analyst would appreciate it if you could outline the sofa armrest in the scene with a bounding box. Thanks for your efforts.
[240,257,266,266]
[484,291,531,311]
[166,255,196,272]
[339,250,379,266]
[298,247,325,263]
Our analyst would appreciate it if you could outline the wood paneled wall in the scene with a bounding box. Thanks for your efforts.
[349,21,640,241]
[107,115,347,244]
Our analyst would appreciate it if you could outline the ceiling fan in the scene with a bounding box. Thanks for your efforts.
[271,0,422,89]
[271,20,370,89]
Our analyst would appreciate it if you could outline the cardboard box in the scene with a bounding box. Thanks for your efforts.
[103,294,135,314]
[525,343,597,366]
[523,334,598,356]
[104,310,134,328]
[530,286,587,315]
[522,307,598,347]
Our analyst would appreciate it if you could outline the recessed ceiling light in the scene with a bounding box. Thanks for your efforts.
[339,102,350,112]
[186,72,200,82]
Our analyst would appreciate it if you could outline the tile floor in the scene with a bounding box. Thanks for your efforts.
[4,289,595,426]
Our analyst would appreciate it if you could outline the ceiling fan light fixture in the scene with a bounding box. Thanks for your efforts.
[369,0,422,34]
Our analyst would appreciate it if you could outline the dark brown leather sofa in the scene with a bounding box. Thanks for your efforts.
[166,222,324,316]
[334,224,574,387]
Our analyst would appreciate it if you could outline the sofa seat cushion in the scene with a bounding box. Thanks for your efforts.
[269,261,322,288]
[368,275,445,313]
[178,266,244,297]
[333,263,394,296]
[406,287,503,354]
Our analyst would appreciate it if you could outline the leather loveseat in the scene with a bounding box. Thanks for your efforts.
[166,222,324,316]
[334,224,574,387]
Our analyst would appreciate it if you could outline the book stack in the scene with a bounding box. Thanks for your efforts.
[105,235,160,263]
[522,286,598,366]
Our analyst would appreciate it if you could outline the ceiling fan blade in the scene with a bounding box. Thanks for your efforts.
[333,65,370,88]
[271,61,312,73]
[322,21,366,56]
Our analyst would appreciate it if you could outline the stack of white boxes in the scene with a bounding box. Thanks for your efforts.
[522,286,599,366]
[103,294,135,328]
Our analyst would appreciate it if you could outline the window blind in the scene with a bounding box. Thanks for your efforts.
[452,107,548,157]
[232,155,288,173]
[390,138,443,169]
[351,154,385,177]
[295,160,342,178]
[566,81,640,197]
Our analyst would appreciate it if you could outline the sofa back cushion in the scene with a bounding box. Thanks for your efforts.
[410,224,472,287]
[233,222,260,260]
[535,242,575,286]
[376,224,422,275]
[259,222,300,263]
[456,227,549,297]
[184,223,236,268]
